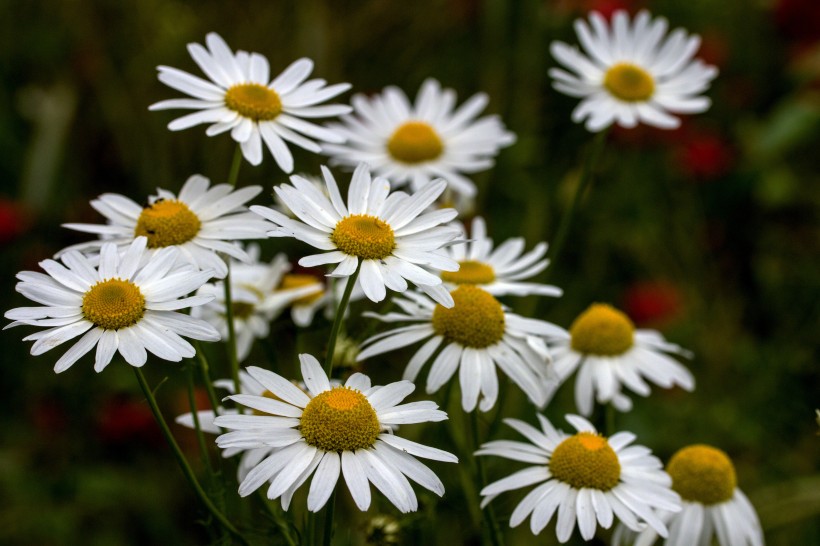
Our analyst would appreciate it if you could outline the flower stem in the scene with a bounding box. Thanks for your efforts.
[193,341,222,417]
[227,145,243,188]
[471,411,505,546]
[186,363,213,472]
[322,490,337,546]
[324,261,362,377]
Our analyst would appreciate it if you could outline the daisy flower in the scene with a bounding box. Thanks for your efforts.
[322,78,515,198]
[276,273,363,327]
[4,238,219,373]
[477,413,681,543]
[550,10,718,131]
[150,32,351,169]
[441,216,563,298]
[213,353,458,513]
[613,444,763,546]
[62,174,270,279]
[548,303,694,416]
[357,286,561,412]
[250,163,462,306]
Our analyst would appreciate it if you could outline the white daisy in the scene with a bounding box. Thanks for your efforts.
[62,174,270,279]
[477,413,681,543]
[4,238,219,373]
[547,303,694,416]
[441,216,563,298]
[612,444,764,546]
[357,286,561,412]
[150,32,351,169]
[275,273,363,327]
[322,78,515,198]
[250,163,462,306]
[550,10,718,131]
[213,354,458,513]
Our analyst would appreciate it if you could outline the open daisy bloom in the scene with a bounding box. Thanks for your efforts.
[550,10,718,131]
[548,303,694,416]
[322,78,515,198]
[150,32,351,169]
[613,444,763,546]
[357,286,561,412]
[477,414,681,543]
[62,174,270,279]
[213,354,457,513]
[251,163,461,305]
[4,238,219,372]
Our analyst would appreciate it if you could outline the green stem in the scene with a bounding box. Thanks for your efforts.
[194,341,222,416]
[322,490,337,546]
[471,411,505,546]
[605,403,616,437]
[133,368,248,545]
[324,261,362,376]
[227,144,243,188]
[255,490,297,546]
[223,268,241,395]
[186,363,213,472]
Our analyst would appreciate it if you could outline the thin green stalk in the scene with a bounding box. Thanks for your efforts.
[605,403,616,437]
[324,261,362,376]
[194,341,222,416]
[322,490,337,546]
[471,411,505,546]
[227,144,243,187]
[255,490,297,546]
[134,368,248,545]
[186,363,213,472]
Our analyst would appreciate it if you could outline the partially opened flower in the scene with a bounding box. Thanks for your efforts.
[213,354,457,513]
[4,238,219,372]
[477,414,680,543]
[548,303,694,415]
[322,78,515,197]
[150,32,351,169]
[62,174,270,279]
[550,10,718,131]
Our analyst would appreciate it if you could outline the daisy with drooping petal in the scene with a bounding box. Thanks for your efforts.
[322,78,515,198]
[150,32,351,169]
[62,174,270,279]
[213,353,458,513]
[251,163,462,306]
[357,286,561,412]
[477,413,680,543]
[4,238,219,373]
[613,444,764,546]
[550,10,718,131]
[547,303,694,416]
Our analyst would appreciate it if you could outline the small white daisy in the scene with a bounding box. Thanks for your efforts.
[213,354,458,513]
[251,163,462,306]
[550,10,718,131]
[150,32,352,169]
[477,413,681,543]
[4,238,219,372]
[322,78,515,198]
[62,174,270,279]
[612,444,764,546]
[357,286,561,412]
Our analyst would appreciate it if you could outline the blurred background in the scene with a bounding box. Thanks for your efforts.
[1,0,817,544]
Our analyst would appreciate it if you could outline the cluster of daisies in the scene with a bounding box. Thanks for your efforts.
[5,11,765,546]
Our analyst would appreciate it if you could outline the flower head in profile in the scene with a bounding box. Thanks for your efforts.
[550,10,718,131]
[150,32,351,169]
[213,354,457,513]
[4,238,219,372]
[548,303,694,415]
[477,414,681,543]
[251,163,462,305]
[322,78,515,198]
[62,175,270,279]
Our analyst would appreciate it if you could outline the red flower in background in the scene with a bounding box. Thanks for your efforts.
[674,127,734,180]
[96,394,163,448]
[622,280,683,327]
[775,0,820,48]
[0,198,32,245]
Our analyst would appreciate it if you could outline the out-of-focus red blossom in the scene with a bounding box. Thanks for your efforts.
[584,0,637,19]
[31,399,68,436]
[674,127,734,180]
[622,280,683,327]
[0,197,32,244]
[96,394,163,448]
[775,0,820,47]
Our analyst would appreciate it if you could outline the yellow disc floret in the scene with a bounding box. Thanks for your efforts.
[224,83,283,121]
[387,121,444,164]
[331,215,396,260]
[431,285,505,348]
[82,278,146,330]
[279,274,324,305]
[549,432,621,490]
[134,199,201,248]
[300,387,381,452]
[603,63,656,102]
[667,444,737,505]
[441,260,496,285]
[570,303,635,357]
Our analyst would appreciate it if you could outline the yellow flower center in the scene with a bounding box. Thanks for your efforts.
[441,260,496,285]
[603,63,655,102]
[231,301,256,320]
[279,274,324,305]
[549,432,621,490]
[331,214,396,260]
[387,121,444,164]
[82,278,146,330]
[431,285,505,348]
[667,444,737,505]
[300,387,381,452]
[224,83,282,121]
[570,303,635,357]
[134,199,201,248]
